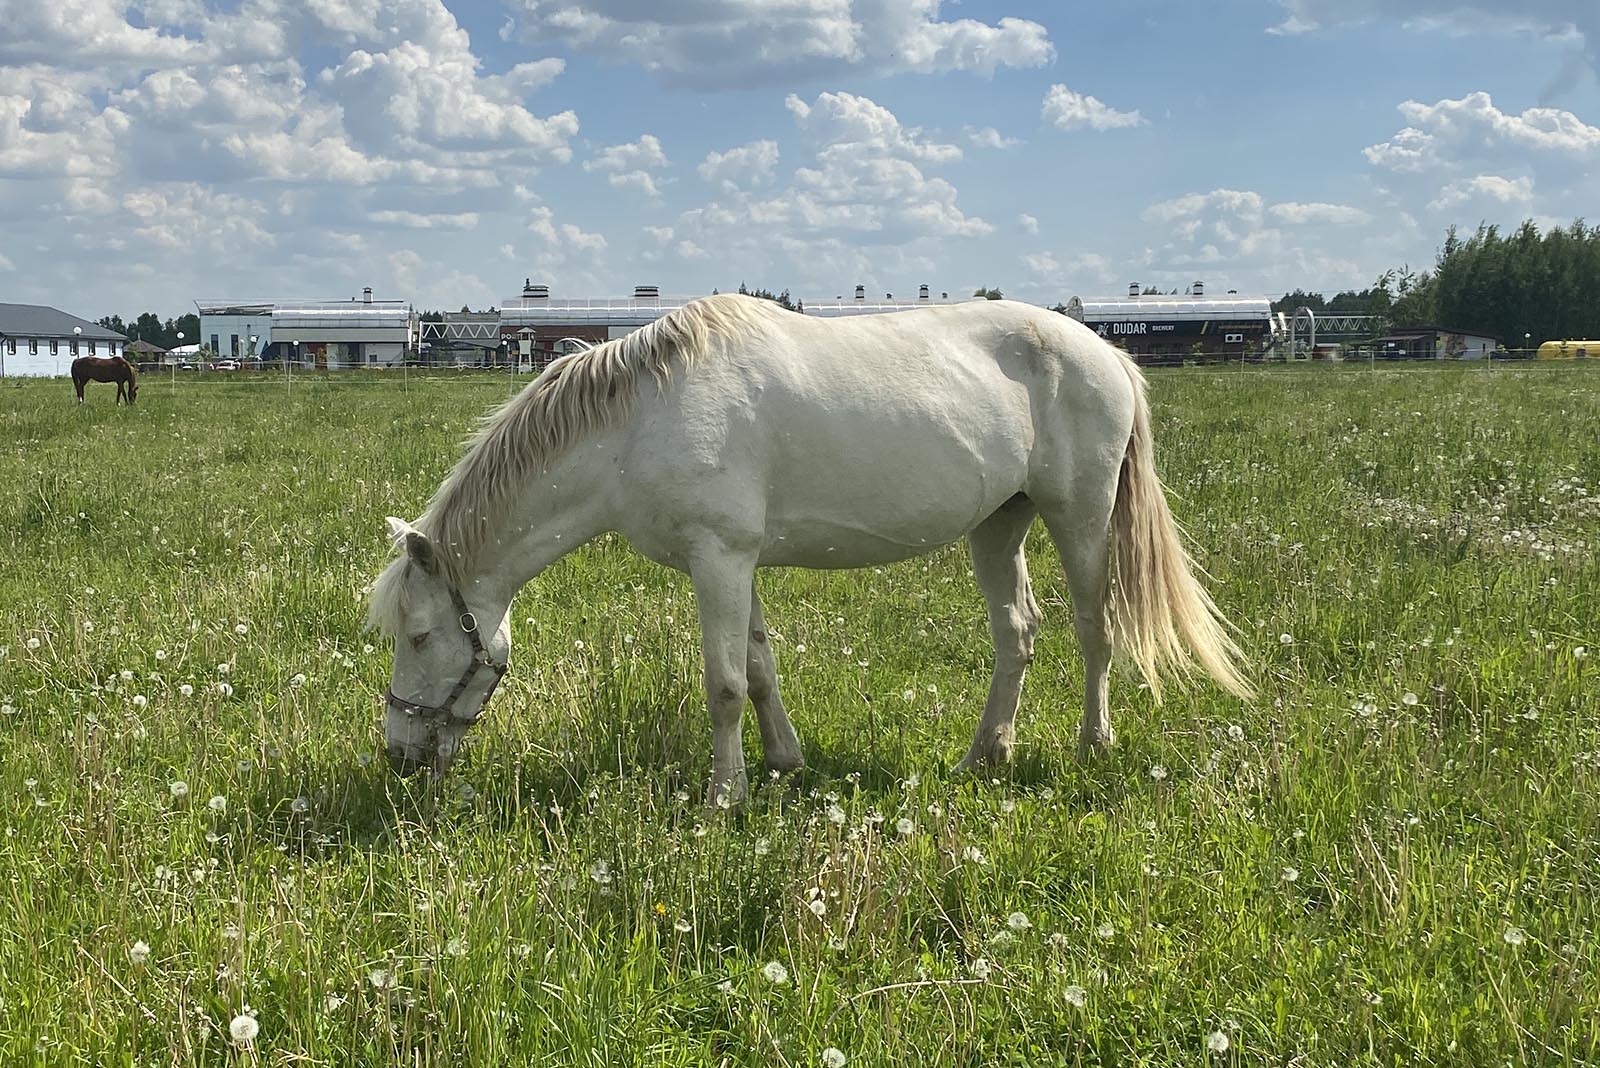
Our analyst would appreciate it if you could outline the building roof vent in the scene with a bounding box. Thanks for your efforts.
[362,287,373,303]
[919,284,930,300]
[854,284,866,300]
[1128,282,1140,298]
[1192,279,1205,297]
[633,284,660,300]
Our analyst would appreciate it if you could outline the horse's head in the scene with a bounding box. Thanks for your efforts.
[126,377,138,403]
[370,517,510,777]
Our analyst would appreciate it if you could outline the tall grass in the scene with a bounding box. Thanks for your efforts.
[1,365,1596,1065]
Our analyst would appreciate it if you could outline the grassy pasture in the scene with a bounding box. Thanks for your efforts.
[0,363,1597,1066]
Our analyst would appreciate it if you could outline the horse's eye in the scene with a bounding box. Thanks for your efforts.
[409,633,431,650]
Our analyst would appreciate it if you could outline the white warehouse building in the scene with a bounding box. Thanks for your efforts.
[197,288,415,369]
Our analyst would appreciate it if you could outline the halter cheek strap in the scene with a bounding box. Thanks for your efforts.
[384,585,508,733]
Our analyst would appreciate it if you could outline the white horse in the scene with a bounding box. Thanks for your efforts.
[369,294,1248,802]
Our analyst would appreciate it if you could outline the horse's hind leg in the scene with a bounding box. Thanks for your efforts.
[956,494,1042,771]
[1037,486,1119,758]
[74,378,84,403]
[747,586,804,775]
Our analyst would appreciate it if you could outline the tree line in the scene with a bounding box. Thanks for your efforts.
[1275,218,1600,345]
[95,312,201,351]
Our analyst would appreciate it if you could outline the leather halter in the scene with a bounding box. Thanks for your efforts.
[384,585,508,734]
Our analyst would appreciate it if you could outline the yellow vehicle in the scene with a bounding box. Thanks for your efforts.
[1537,340,1598,360]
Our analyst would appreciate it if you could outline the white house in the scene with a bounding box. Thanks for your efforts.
[0,303,127,377]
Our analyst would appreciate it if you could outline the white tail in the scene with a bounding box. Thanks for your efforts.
[1108,358,1251,701]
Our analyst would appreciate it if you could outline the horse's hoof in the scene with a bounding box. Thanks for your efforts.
[1077,728,1115,760]
[706,770,749,810]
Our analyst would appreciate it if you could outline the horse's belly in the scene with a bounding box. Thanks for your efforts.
[756,517,963,568]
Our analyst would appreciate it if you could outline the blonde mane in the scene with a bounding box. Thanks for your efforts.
[405,293,780,586]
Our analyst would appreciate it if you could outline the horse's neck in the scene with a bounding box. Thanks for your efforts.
[466,443,618,611]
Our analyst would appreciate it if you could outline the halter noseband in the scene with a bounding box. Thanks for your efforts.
[384,585,508,734]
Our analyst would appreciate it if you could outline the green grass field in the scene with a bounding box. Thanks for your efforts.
[2,364,1597,1066]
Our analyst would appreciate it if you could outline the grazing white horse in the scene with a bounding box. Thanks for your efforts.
[369,294,1248,802]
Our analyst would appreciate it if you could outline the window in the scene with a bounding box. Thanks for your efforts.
[231,334,240,357]
[4,339,13,355]
[29,339,38,354]
[89,341,98,356]
[49,339,58,355]
[210,334,219,355]
[70,339,78,355]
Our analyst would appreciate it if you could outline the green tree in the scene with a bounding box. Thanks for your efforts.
[973,287,1003,300]
[737,283,796,310]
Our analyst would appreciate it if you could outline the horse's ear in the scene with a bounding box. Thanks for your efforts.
[404,530,438,575]
[385,516,437,574]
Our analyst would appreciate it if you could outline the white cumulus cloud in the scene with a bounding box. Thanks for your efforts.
[1041,85,1144,132]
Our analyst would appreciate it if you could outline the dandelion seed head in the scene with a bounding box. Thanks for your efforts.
[1064,984,1087,1008]
[128,940,151,966]
[895,817,915,836]
[168,780,189,801]
[821,1047,847,1068]
[761,960,789,984]
[1007,911,1031,932]
[228,1014,258,1045]
[1206,1030,1230,1053]
[809,899,827,918]
[1503,925,1526,946]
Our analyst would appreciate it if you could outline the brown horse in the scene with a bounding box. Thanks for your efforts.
[72,355,138,404]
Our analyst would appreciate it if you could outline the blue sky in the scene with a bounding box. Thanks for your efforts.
[2,0,1597,317]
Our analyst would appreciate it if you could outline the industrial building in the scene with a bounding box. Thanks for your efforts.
[196,288,415,368]
[0,302,127,377]
[1063,282,1274,362]
[421,281,976,370]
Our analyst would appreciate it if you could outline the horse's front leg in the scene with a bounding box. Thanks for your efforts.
[689,543,758,807]
[748,586,803,775]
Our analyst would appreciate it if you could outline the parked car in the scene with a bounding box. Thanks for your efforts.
[211,359,240,371]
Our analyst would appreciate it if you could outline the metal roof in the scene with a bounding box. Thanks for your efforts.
[1070,295,1272,321]
[0,303,126,340]
[270,301,412,329]
[801,298,976,318]
[501,296,697,328]
[194,302,274,316]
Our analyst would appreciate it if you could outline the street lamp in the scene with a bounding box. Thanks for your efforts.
[1524,332,1532,359]
[174,330,184,391]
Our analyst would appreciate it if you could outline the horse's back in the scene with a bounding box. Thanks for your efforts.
[618,299,1137,567]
